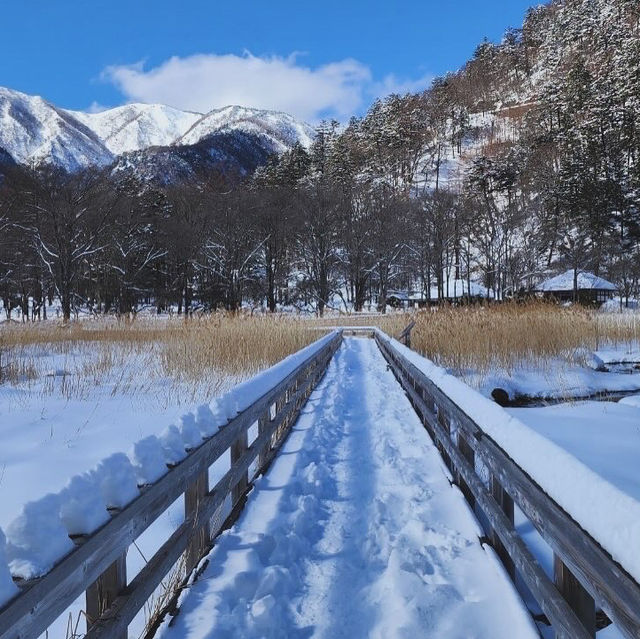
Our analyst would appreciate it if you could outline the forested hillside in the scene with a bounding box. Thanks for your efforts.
[2,0,639,318]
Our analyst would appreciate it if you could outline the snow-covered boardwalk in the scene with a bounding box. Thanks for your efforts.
[160,338,536,639]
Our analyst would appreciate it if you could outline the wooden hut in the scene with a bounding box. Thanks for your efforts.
[535,270,616,306]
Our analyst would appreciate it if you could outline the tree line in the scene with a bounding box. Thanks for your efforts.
[2,0,640,320]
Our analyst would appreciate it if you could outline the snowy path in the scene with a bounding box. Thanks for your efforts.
[160,338,537,639]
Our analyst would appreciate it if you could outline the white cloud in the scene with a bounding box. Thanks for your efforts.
[102,51,434,123]
[103,52,372,123]
[374,72,434,97]
[86,101,110,113]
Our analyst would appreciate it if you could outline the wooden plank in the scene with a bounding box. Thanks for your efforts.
[184,471,210,574]
[555,555,596,638]
[0,332,342,639]
[85,552,126,637]
[376,334,640,639]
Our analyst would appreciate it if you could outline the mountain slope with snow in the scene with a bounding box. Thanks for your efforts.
[0,87,113,170]
[69,103,202,155]
[0,86,315,175]
[176,105,315,153]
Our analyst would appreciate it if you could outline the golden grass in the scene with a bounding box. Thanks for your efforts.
[2,304,639,399]
[0,315,322,403]
[313,302,640,374]
[410,303,640,373]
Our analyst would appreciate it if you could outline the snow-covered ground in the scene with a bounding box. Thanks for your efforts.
[158,338,537,639]
[2,326,638,638]
[0,346,240,636]
[509,400,640,505]
[469,360,640,402]
[0,332,338,635]
[461,342,640,402]
[0,347,238,530]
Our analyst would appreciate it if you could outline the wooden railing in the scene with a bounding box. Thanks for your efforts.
[0,331,342,639]
[375,332,640,639]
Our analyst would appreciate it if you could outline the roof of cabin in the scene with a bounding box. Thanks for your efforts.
[536,270,616,292]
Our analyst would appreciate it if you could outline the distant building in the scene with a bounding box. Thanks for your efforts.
[534,270,616,306]
[385,280,492,308]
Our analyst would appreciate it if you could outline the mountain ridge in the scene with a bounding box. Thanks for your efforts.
[0,86,315,177]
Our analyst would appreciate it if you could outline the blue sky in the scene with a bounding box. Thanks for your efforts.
[1,1,536,121]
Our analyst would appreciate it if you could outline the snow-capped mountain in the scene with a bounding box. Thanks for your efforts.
[69,103,202,155]
[0,86,315,176]
[175,105,315,153]
[72,103,315,157]
[0,87,113,170]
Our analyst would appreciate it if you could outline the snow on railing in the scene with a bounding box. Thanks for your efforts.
[376,329,640,639]
[0,330,342,639]
[0,529,17,608]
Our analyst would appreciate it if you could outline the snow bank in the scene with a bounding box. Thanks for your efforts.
[595,345,640,365]
[96,453,139,510]
[5,493,74,579]
[59,472,110,535]
[619,394,640,408]
[469,359,640,402]
[160,425,188,465]
[0,528,18,608]
[377,331,640,584]
[130,436,169,486]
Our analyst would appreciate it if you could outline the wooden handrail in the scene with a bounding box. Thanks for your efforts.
[375,332,640,639]
[0,331,342,639]
[399,320,415,348]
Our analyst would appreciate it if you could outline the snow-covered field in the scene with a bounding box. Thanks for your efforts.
[2,322,639,638]
[0,343,242,637]
[462,343,640,402]
[509,399,640,505]
[0,346,240,530]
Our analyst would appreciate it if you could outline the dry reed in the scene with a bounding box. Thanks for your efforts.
[2,305,639,396]
[314,302,640,374]
[0,315,321,403]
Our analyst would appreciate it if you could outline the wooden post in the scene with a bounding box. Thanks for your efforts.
[257,409,271,472]
[421,386,436,440]
[184,471,210,574]
[276,395,287,447]
[436,405,453,472]
[399,320,415,349]
[457,430,475,509]
[554,555,596,638]
[490,474,515,579]
[86,552,127,636]
[231,431,249,505]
